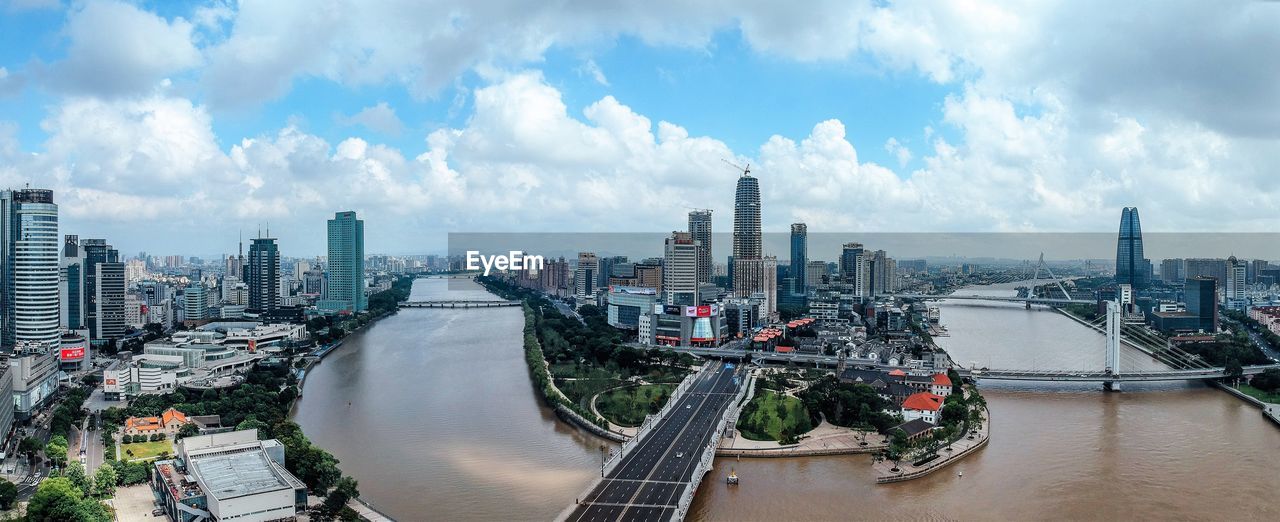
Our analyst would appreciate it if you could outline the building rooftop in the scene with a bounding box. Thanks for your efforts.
[901,392,944,412]
[189,447,292,500]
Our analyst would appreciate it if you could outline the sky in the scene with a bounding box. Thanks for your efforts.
[0,0,1278,258]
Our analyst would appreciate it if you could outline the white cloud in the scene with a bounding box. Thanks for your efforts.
[337,102,405,136]
[46,0,201,97]
[884,138,912,168]
[580,59,609,86]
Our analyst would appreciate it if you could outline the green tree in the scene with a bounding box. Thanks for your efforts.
[45,436,69,469]
[0,479,17,510]
[177,423,200,439]
[26,476,111,522]
[93,465,118,497]
[19,436,43,456]
[66,462,92,497]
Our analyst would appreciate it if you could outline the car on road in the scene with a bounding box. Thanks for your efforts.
[675,452,684,458]
[685,404,691,409]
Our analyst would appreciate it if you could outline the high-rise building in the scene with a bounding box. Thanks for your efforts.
[662,231,699,306]
[868,250,896,296]
[597,256,626,289]
[1115,207,1149,289]
[1184,258,1227,285]
[247,236,281,313]
[1248,259,1269,284]
[688,210,713,286]
[575,252,598,298]
[1185,276,1218,332]
[789,223,807,295]
[81,238,126,343]
[184,283,208,322]
[839,243,867,297]
[320,211,366,312]
[1,188,60,351]
[1225,256,1247,311]
[59,235,86,331]
[732,174,761,262]
[1160,258,1184,283]
[805,260,827,288]
[731,170,774,315]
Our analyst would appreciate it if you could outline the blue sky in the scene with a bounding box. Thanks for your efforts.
[0,0,1277,256]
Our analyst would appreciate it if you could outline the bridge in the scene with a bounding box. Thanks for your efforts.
[558,361,748,522]
[400,300,521,309]
[892,293,1092,306]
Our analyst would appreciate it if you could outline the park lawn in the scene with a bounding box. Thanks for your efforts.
[1237,384,1280,404]
[120,440,173,462]
[596,384,675,427]
[736,390,811,442]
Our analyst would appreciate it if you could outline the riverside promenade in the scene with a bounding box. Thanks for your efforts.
[873,407,990,484]
[717,421,887,457]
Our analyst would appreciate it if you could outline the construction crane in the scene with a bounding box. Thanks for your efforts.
[721,158,751,177]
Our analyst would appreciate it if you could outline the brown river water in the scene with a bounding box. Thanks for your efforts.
[295,279,1280,521]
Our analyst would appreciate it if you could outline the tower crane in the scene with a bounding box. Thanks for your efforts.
[721,158,751,177]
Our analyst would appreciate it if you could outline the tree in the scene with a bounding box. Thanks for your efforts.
[20,436,43,456]
[93,465,118,497]
[314,475,361,520]
[177,423,200,439]
[1250,369,1280,392]
[1225,358,1245,384]
[45,436,69,469]
[26,476,111,522]
[0,479,17,510]
[66,462,92,497]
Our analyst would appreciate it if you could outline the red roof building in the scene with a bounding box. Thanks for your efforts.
[900,392,945,423]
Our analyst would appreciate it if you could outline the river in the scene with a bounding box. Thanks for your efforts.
[292,278,604,520]
[296,279,1280,521]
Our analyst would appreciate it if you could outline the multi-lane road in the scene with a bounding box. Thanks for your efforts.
[566,362,742,522]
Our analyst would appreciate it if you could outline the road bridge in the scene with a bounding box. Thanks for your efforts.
[400,300,521,309]
[559,362,747,522]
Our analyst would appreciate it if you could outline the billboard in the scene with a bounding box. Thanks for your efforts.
[684,305,718,317]
[59,347,85,361]
[662,305,683,315]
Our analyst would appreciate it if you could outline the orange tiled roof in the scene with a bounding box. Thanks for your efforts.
[125,416,162,432]
[161,408,189,425]
[932,373,952,386]
[888,369,906,377]
[901,392,944,412]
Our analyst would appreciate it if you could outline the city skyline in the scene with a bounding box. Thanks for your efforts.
[2,1,1279,256]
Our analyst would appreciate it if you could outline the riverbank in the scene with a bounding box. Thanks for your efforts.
[873,405,990,484]
[1211,381,1280,429]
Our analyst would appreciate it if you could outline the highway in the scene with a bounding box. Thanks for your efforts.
[566,362,741,522]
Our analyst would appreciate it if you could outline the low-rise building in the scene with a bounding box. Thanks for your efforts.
[900,391,945,424]
[124,407,191,438]
[10,350,59,420]
[152,429,307,522]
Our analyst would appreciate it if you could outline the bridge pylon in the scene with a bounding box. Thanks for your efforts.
[1103,300,1121,392]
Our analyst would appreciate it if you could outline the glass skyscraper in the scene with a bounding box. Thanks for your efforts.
[1115,207,1149,289]
[688,210,712,286]
[247,235,281,313]
[1,188,60,351]
[789,223,807,295]
[321,211,366,312]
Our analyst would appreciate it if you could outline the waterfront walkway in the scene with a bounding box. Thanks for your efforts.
[873,407,990,484]
[718,421,887,457]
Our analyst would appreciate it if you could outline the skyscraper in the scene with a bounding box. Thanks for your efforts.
[1225,256,1247,311]
[789,223,807,295]
[1,188,60,351]
[840,242,866,297]
[575,252,598,298]
[247,235,281,313]
[82,239,126,343]
[1185,276,1218,332]
[732,175,761,261]
[1115,207,1149,289]
[320,211,366,312]
[730,169,775,316]
[662,231,698,306]
[688,210,713,286]
[59,235,86,331]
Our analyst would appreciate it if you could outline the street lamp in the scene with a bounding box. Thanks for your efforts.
[599,444,607,477]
